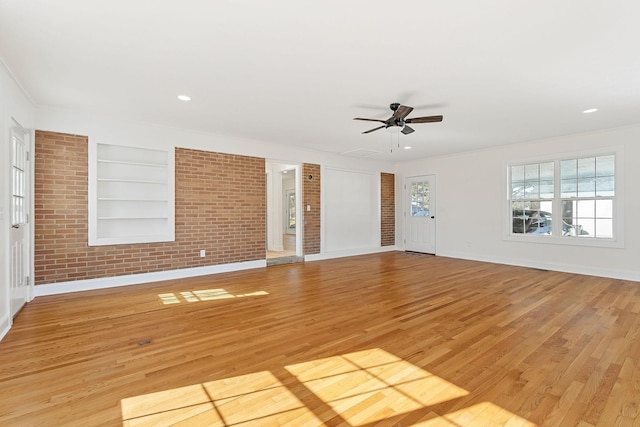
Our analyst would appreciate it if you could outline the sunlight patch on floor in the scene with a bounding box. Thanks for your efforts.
[121,348,534,426]
[158,289,269,305]
[285,348,469,426]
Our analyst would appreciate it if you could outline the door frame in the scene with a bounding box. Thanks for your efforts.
[403,174,437,254]
[8,119,33,317]
[265,160,302,258]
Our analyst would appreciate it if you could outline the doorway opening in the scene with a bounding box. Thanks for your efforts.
[266,161,303,265]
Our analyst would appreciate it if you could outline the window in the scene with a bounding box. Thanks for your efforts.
[11,129,27,226]
[507,152,620,246]
[411,180,430,217]
[511,162,554,235]
[560,156,614,238]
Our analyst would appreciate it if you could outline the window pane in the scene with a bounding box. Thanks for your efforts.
[576,218,595,237]
[512,204,527,234]
[595,176,615,197]
[596,155,615,177]
[512,181,526,200]
[524,180,539,198]
[511,165,524,182]
[576,200,595,218]
[595,219,613,238]
[560,159,577,179]
[577,178,595,197]
[540,162,554,180]
[595,199,613,218]
[524,164,539,180]
[411,182,429,216]
[561,179,577,198]
[539,180,554,198]
[578,157,595,178]
[561,199,577,235]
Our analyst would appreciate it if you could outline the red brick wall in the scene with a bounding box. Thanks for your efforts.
[302,163,320,255]
[34,131,266,285]
[381,173,395,246]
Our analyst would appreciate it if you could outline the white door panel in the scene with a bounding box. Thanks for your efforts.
[405,175,436,254]
[9,125,30,318]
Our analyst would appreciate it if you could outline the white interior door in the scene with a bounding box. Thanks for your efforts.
[10,125,30,317]
[404,175,436,254]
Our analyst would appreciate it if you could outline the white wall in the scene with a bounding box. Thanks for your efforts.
[395,124,640,281]
[0,60,35,340]
[323,167,379,253]
[37,107,394,173]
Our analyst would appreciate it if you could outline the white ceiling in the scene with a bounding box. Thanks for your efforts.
[1,1,639,162]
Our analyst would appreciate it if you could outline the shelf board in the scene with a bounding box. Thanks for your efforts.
[98,159,167,168]
[97,216,169,220]
[97,178,168,184]
[97,198,168,202]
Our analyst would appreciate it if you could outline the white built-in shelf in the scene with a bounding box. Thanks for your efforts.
[89,142,175,246]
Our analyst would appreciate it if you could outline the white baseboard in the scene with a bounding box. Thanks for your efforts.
[436,249,640,282]
[0,315,10,341]
[34,260,267,297]
[305,245,398,262]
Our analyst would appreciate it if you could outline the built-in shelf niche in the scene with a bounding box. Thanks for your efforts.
[89,142,175,246]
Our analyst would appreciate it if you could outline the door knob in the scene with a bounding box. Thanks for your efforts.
[430,216,435,219]
[12,224,20,229]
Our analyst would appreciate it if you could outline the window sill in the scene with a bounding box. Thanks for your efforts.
[504,233,624,249]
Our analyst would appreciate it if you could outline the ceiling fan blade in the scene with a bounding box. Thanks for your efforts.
[392,105,414,120]
[362,125,386,134]
[401,125,415,135]
[354,117,387,124]
[405,115,443,124]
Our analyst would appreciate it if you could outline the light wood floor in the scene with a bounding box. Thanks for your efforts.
[1,252,639,426]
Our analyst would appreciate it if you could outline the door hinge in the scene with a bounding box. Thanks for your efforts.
[26,151,30,161]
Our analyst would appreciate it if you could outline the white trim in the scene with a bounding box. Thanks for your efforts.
[0,315,10,341]
[34,260,266,297]
[305,245,398,262]
[437,249,640,283]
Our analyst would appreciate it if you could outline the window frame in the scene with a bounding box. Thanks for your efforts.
[504,146,624,249]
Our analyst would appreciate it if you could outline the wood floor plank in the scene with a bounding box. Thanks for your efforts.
[1,252,639,426]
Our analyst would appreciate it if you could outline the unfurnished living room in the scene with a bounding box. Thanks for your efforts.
[1,2,640,426]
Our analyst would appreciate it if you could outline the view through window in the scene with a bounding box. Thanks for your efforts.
[509,154,616,240]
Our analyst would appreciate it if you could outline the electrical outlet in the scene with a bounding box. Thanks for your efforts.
[199,249,206,257]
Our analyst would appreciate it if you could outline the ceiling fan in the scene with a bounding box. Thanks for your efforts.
[354,103,443,135]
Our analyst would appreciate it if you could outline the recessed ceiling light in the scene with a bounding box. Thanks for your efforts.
[583,108,598,114]
[404,146,412,150]
[177,95,191,102]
